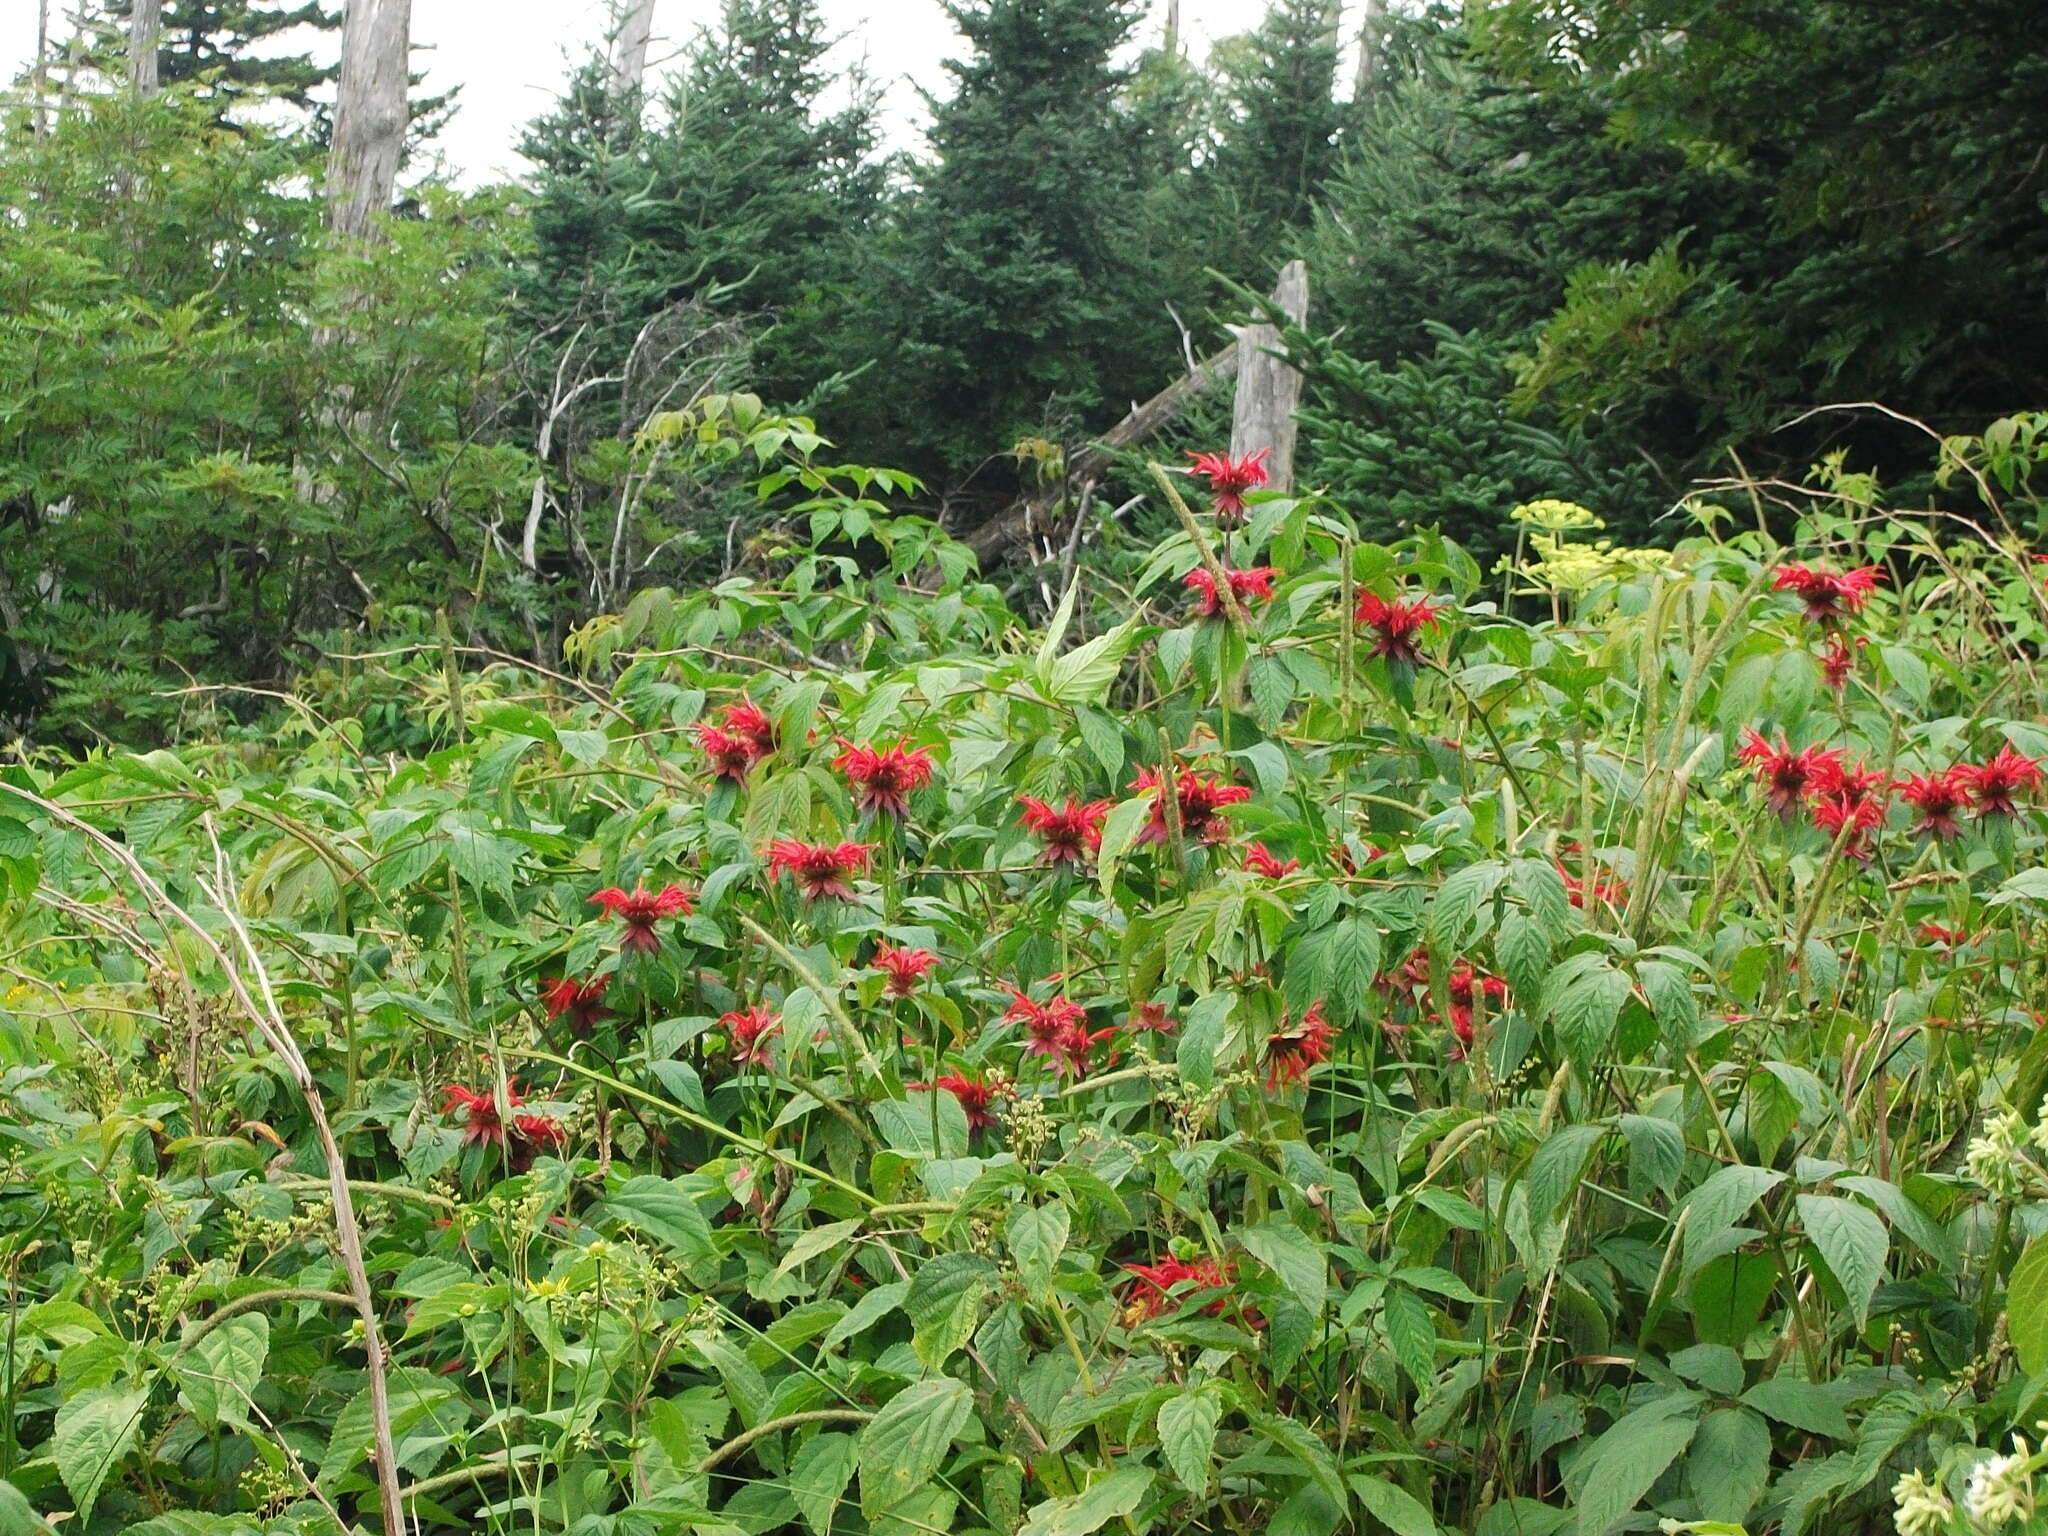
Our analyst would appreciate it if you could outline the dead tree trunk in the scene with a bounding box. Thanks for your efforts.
[1162,0,1180,54]
[1230,259,1309,492]
[129,0,162,95]
[327,0,411,241]
[1354,0,1383,93]
[32,0,50,136]
[609,0,657,98]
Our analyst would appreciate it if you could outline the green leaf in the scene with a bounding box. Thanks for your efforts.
[1074,707,1125,778]
[1741,1377,1850,1440]
[1685,1407,1770,1525]
[2010,1238,2048,1376]
[1350,1475,1442,1536]
[605,1176,720,1284]
[1239,1220,1328,1314]
[1017,1467,1154,1536]
[775,1219,863,1280]
[789,1431,861,1536]
[1047,618,1144,705]
[1795,1193,1888,1326]
[441,816,521,896]
[175,1314,267,1427]
[52,1384,148,1522]
[1007,1202,1071,1298]
[1571,1404,1699,1536]
[822,1281,907,1352]
[1431,860,1505,950]
[1248,653,1296,730]
[1382,1284,1436,1391]
[1096,794,1154,899]
[905,1253,996,1368]
[858,1378,973,1518]
[0,818,34,860]
[1176,992,1233,1092]
[1511,856,1575,940]
[1156,1390,1222,1494]
[1544,954,1632,1061]
[1679,1165,1787,1271]
[0,1479,55,1536]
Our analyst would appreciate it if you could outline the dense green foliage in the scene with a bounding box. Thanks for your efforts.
[5,421,2048,1534]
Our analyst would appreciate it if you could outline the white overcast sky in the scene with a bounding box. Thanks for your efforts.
[2,0,1302,184]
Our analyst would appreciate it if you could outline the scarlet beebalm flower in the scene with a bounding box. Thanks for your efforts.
[1771,563,1882,623]
[698,697,778,780]
[722,697,778,755]
[590,885,695,952]
[1354,590,1443,664]
[1244,842,1301,878]
[1017,795,1111,863]
[443,1083,522,1144]
[1003,986,1112,1077]
[1185,447,1270,525]
[833,739,936,819]
[540,974,610,1037]
[1263,1002,1336,1089]
[871,943,939,997]
[1821,632,1866,690]
[1121,1254,1233,1320]
[511,1114,566,1151]
[1559,861,1627,911]
[721,1005,781,1067]
[914,1071,1007,1130]
[1129,1000,1177,1033]
[1130,764,1252,845]
[1807,756,1891,858]
[1447,961,1507,1011]
[1917,921,1977,948]
[1737,729,1845,820]
[1896,767,1971,840]
[1184,564,1278,618]
[1960,744,2044,817]
[765,839,875,900]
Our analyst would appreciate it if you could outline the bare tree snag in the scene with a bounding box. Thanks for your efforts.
[327,0,412,241]
[129,0,162,95]
[1230,258,1309,493]
[32,0,51,136]
[609,0,658,98]
[1355,0,1384,92]
[1162,0,1180,55]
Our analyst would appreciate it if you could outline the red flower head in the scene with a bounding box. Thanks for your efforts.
[1771,563,1883,623]
[871,943,939,997]
[1017,795,1112,864]
[1737,730,1845,821]
[833,740,936,819]
[1446,1005,1477,1058]
[541,974,611,1038]
[1130,1000,1177,1034]
[512,1114,566,1152]
[443,1083,522,1144]
[1263,1002,1336,1089]
[723,697,778,756]
[1821,632,1866,691]
[1184,564,1279,619]
[721,1004,781,1068]
[1559,861,1627,911]
[1960,744,2044,818]
[1002,986,1109,1077]
[1130,764,1253,845]
[1917,922,1974,949]
[1121,1254,1232,1321]
[1445,961,1507,1011]
[1244,842,1301,878]
[590,885,695,953]
[1354,591,1443,665]
[916,1071,1006,1131]
[1185,447,1270,526]
[765,839,875,900]
[696,723,758,782]
[1896,767,1971,840]
[1807,756,1890,857]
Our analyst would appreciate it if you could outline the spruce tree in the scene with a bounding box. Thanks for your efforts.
[101,0,340,108]
[876,0,1159,473]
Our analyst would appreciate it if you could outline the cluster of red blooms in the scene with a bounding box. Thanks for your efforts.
[442,1083,566,1168]
[1017,795,1111,864]
[1354,591,1443,665]
[1184,564,1278,618]
[870,943,939,997]
[1559,860,1627,911]
[1186,447,1270,526]
[1379,947,1507,1057]
[832,740,935,819]
[1121,1254,1233,1322]
[765,839,875,900]
[696,696,779,781]
[719,1005,780,1068]
[1130,764,1252,844]
[1772,564,1885,691]
[1741,730,2043,851]
[1003,986,1115,1078]
[915,1070,1008,1130]
[589,884,694,952]
[1244,842,1301,878]
[1262,1001,1336,1089]
[540,973,610,1037]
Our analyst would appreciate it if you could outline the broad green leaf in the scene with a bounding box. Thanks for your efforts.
[1350,1475,1441,1536]
[1571,1404,1699,1536]
[1007,1202,1071,1298]
[1685,1407,1770,1524]
[1741,1377,1850,1440]
[905,1252,996,1368]
[175,1314,267,1427]
[605,1176,720,1284]
[1795,1193,1888,1326]
[858,1378,973,1518]
[2010,1238,2048,1376]
[1679,1165,1787,1271]
[1156,1390,1221,1494]
[52,1384,148,1522]
[1016,1467,1154,1536]
[1096,794,1154,899]
[789,1431,860,1536]
[1239,1220,1328,1314]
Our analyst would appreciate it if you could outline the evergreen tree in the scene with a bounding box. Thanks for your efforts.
[1204,0,1346,282]
[873,0,1160,473]
[101,0,340,109]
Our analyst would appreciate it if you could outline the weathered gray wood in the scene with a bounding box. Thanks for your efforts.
[1229,258,1308,493]
[129,0,162,95]
[609,0,657,99]
[1354,0,1384,92]
[327,0,411,241]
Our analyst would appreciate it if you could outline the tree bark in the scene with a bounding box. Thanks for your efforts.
[129,0,162,95]
[326,0,412,241]
[1354,0,1384,93]
[609,0,657,99]
[32,0,49,136]
[1162,0,1180,55]
[1230,258,1309,493]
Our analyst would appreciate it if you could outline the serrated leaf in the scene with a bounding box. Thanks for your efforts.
[605,1176,720,1284]
[1679,1165,1787,1272]
[858,1377,972,1518]
[1007,1203,1071,1298]
[1571,1405,1699,1536]
[1176,991,1232,1092]
[52,1384,148,1522]
[1431,860,1505,950]
[789,1431,860,1536]
[1741,1377,1850,1440]
[1239,1220,1327,1314]
[1685,1407,1770,1524]
[1350,1475,1441,1536]
[905,1252,996,1368]
[176,1314,267,1427]
[2010,1238,2048,1376]
[1382,1284,1436,1391]
[1017,1467,1154,1536]
[1096,794,1154,899]
[1795,1193,1887,1327]
[1157,1390,1221,1494]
